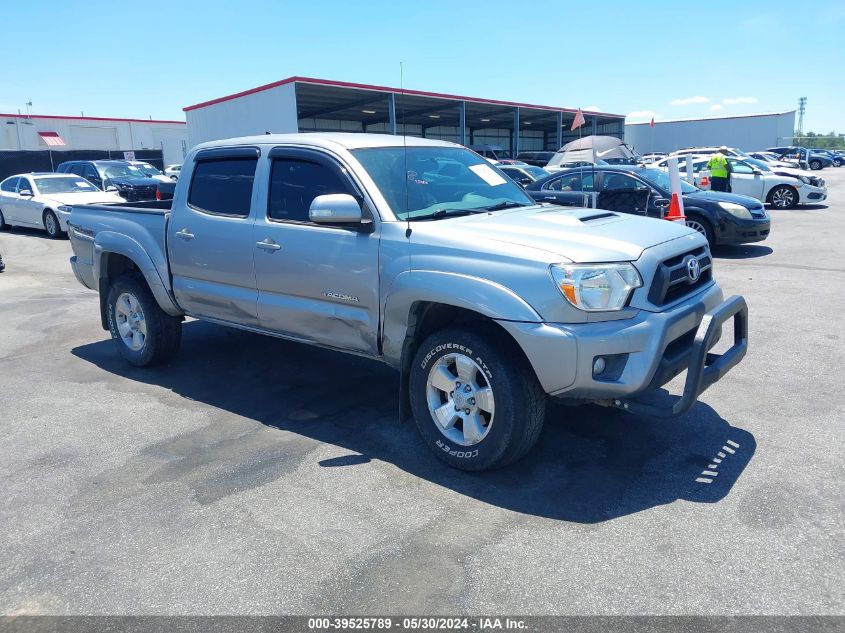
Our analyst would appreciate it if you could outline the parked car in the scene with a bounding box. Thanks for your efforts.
[671,146,751,159]
[468,144,511,163]
[56,160,163,202]
[525,165,770,246]
[639,152,668,164]
[66,133,748,471]
[808,149,843,167]
[667,157,825,208]
[516,151,556,167]
[497,163,550,186]
[0,173,123,238]
[164,164,182,180]
[127,160,172,182]
[767,147,832,170]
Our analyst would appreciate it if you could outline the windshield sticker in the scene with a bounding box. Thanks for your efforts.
[469,164,508,186]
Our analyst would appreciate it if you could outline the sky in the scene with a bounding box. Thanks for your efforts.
[2,1,844,132]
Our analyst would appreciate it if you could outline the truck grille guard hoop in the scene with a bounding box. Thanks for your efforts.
[608,295,748,419]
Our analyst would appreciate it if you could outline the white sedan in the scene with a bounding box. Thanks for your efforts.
[0,173,124,238]
[651,156,827,209]
[164,164,182,180]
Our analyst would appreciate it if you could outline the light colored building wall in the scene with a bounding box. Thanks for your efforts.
[0,114,188,165]
[624,111,796,154]
[185,82,298,147]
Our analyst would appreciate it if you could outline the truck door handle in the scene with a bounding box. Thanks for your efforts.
[256,238,281,251]
[175,229,194,240]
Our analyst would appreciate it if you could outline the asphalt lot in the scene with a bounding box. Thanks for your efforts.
[0,172,843,616]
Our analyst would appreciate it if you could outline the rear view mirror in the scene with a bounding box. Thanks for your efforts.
[309,193,368,228]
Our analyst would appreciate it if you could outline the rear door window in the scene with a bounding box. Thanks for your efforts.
[188,158,258,217]
[0,177,18,192]
[546,172,595,191]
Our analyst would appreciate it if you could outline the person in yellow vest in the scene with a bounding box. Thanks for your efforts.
[707,146,731,192]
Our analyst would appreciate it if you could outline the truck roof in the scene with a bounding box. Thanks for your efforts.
[194,132,458,152]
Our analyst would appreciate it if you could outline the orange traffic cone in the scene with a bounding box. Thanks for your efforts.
[665,193,686,223]
[699,175,710,188]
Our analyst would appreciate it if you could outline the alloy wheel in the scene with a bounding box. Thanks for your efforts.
[425,353,495,447]
[114,292,147,351]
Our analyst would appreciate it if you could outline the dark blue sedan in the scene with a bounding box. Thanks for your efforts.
[525,165,771,247]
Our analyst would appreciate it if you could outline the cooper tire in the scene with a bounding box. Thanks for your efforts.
[409,326,546,471]
[43,210,62,239]
[768,185,798,209]
[106,274,181,367]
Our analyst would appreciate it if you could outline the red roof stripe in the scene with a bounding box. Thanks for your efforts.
[0,113,185,125]
[182,75,625,118]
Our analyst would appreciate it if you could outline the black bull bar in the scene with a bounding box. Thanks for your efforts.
[608,295,748,418]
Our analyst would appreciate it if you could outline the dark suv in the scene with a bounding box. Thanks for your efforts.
[56,160,161,202]
[516,151,556,167]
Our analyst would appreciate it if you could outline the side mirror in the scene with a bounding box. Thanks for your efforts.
[19,189,33,197]
[309,193,369,229]
[105,185,119,192]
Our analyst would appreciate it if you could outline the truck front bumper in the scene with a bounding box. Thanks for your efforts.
[498,284,748,417]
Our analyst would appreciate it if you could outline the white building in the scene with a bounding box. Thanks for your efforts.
[184,76,625,157]
[624,111,796,154]
[0,112,188,166]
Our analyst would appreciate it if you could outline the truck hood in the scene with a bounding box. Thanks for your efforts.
[434,205,695,263]
[108,176,163,187]
[39,191,126,206]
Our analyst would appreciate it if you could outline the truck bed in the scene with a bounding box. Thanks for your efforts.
[67,200,173,296]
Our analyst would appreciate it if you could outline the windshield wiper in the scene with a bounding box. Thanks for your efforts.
[411,208,489,221]
[477,201,532,212]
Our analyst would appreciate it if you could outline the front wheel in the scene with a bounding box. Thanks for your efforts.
[106,274,182,367]
[43,210,62,239]
[768,185,798,209]
[409,326,546,471]
[809,159,822,170]
[685,214,715,247]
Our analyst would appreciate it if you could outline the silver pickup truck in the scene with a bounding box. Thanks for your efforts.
[67,133,748,471]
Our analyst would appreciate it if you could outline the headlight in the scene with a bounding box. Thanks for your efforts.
[798,175,811,185]
[550,263,642,312]
[717,201,752,219]
[57,205,72,214]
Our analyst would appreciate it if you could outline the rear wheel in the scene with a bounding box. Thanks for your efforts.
[43,210,61,239]
[410,326,546,471]
[685,214,715,247]
[106,274,182,367]
[768,185,798,209]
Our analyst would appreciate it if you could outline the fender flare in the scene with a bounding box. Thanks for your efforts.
[93,232,182,317]
[381,270,542,366]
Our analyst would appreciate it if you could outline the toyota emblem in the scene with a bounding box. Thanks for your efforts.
[685,256,701,282]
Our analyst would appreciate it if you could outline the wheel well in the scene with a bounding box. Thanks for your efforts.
[98,253,141,330]
[397,301,536,420]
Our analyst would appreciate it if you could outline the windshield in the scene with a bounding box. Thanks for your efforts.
[745,158,772,172]
[351,146,535,221]
[34,176,99,194]
[104,165,146,179]
[133,163,163,177]
[637,168,699,194]
[525,166,549,179]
